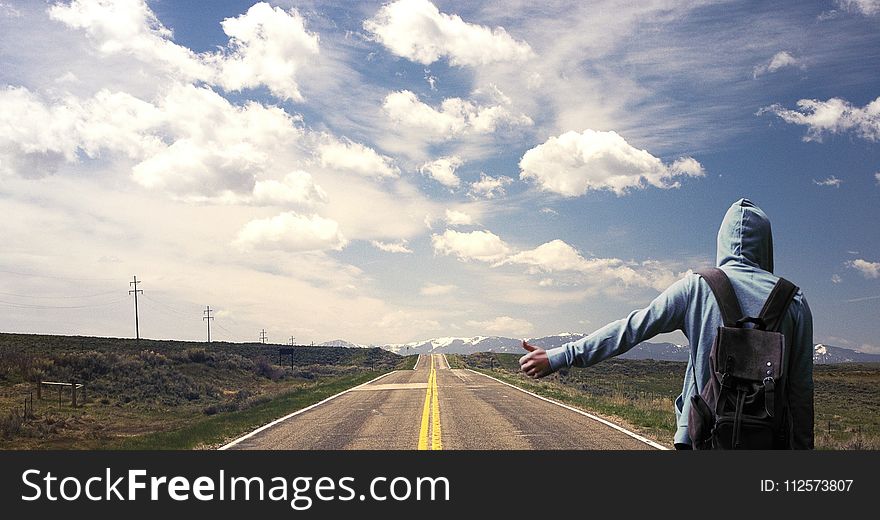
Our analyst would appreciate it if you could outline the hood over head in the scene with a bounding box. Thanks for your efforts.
[716,198,774,272]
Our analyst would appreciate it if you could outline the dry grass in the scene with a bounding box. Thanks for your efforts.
[0,333,406,449]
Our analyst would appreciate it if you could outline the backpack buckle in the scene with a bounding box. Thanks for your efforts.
[763,377,776,418]
[736,316,767,330]
[719,356,735,388]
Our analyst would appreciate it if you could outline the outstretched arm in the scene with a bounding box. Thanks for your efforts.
[532,275,692,376]
[519,340,551,379]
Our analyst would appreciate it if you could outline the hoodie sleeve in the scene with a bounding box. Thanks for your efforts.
[546,275,692,371]
[787,294,815,449]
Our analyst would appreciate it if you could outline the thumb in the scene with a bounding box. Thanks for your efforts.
[522,340,536,352]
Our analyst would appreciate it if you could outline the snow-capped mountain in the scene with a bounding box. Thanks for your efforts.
[318,339,371,349]
[319,335,880,364]
[813,343,880,364]
[525,333,587,349]
[382,336,524,355]
[322,333,690,359]
[618,342,691,361]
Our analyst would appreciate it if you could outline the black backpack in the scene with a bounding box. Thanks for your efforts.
[688,268,799,449]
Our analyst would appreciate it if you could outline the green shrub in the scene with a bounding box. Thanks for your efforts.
[185,349,209,363]
[0,410,23,439]
[254,356,282,380]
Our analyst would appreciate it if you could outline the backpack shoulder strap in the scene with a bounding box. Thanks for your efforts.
[758,277,799,332]
[696,268,744,327]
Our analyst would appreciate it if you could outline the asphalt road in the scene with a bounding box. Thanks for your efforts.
[223,354,659,450]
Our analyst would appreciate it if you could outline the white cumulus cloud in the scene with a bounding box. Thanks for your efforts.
[131,84,301,196]
[0,86,165,176]
[211,2,320,101]
[0,82,342,208]
[50,1,319,101]
[848,258,880,278]
[759,96,880,142]
[430,228,682,292]
[420,156,463,187]
[48,0,211,81]
[500,239,679,292]
[753,51,801,78]
[813,176,843,188]
[431,229,510,263]
[251,171,327,206]
[519,129,705,197]
[364,0,533,67]
[469,173,514,199]
[371,239,413,254]
[318,138,399,179]
[234,212,347,252]
[444,208,473,226]
[383,90,532,140]
[466,316,534,336]
[837,0,880,16]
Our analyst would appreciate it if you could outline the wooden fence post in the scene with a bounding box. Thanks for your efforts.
[36,382,41,400]
[71,379,77,408]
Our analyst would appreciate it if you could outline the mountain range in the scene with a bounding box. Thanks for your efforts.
[319,335,880,364]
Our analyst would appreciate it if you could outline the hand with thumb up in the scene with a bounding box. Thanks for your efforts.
[519,340,551,379]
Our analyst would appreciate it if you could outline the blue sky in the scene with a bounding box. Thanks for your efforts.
[0,0,877,351]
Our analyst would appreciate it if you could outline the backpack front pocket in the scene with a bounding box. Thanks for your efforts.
[712,416,774,449]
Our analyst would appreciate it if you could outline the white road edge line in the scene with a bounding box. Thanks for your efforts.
[218,371,398,450]
[441,355,466,382]
[466,369,669,451]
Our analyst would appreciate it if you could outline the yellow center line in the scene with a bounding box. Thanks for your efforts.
[417,355,443,450]
[431,359,442,450]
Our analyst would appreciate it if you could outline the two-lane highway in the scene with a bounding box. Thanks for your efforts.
[222,354,661,450]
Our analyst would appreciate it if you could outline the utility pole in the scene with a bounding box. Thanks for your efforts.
[129,276,143,341]
[289,336,295,346]
[260,329,268,344]
[203,306,214,343]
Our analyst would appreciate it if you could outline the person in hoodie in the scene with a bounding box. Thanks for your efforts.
[519,199,814,449]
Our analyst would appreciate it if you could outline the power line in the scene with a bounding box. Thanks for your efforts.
[138,298,189,327]
[141,294,193,318]
[0,297,128,310]
[129,276,143,341]
[1,271,293,347]
[203,306,214,343]
[0,268,119,282]
[0,289,120,300]
[213,322,236,342]
[215,322,235,334]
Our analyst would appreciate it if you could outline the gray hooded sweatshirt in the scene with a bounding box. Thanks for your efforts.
[546,199,815,448]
